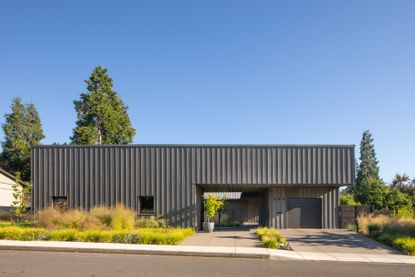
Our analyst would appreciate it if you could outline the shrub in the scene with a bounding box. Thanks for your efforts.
[0,227,50,241]
[340,193,361,206]
[75,230,112,243]
[111,231,139,244]
[256,227,286,249]
[394,237,415,255]
[90,206,112,226]
[204,194,224,222]
[136,216,167,228]
[110,206,136,231]
[50,229,77,241]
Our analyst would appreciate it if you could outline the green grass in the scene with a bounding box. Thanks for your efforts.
[0,223,194,245]
[256,227,287,249]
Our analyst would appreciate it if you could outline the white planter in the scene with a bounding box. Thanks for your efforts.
[202,222,215,233]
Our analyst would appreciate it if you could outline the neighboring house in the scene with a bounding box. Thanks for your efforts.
[31,144,355,229]
[0,168,25,210]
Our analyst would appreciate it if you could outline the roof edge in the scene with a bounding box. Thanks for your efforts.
[31,144,355,148]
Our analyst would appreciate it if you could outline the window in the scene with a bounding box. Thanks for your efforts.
[139,196,154,214]
[52,196,68,212]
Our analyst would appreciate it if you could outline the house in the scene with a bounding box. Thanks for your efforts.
[0,168,25,210]
[31,144,355,229]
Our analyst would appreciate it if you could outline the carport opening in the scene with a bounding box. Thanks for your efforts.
[202,190,268,229]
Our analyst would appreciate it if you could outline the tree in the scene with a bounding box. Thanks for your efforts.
[383,187,413,213]
[71,65,135,145]
[203,194,225,222]
[1,97,44,180]
[391,173,415,202]
[353,130,383,204]
[10,172,29,221]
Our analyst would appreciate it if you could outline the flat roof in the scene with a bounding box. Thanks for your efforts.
[32,144,355,148]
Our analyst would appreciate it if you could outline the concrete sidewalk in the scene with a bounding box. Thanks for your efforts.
[0,240,414,264]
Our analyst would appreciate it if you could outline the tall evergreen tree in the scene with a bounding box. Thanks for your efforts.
[353,130,383,204]
[71,65,136,145]
[1,97,44,180]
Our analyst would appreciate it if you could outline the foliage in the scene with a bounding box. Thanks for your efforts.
[0,97,44,180]
[391,173,415,201]
[340,193,361,206]
[136,216,167,228]
[71,65,135,145]
[0,225,194,245]
[110,205,136,231]
[10,172,28,222]
[356,214,415,255]
[256,227,287,249]
[36,206,137,231]
[353,130,383,205]
[203,194,225,222]
[383,187,413,214]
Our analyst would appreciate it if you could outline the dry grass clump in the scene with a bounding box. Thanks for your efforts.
[357,214,415,255]
[36,205,136,231]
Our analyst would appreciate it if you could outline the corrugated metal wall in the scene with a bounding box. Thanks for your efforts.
[31,145,354,227]
[268,186,339,228]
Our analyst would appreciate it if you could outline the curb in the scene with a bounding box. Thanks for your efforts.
[0,244,269,259]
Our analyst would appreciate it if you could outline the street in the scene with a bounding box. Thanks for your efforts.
[0,250,414,277]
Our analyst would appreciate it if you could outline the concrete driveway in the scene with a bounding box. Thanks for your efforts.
[279,229,401,254]
[181,227,263,248]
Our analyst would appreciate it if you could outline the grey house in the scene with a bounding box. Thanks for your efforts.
[31,144,355,229]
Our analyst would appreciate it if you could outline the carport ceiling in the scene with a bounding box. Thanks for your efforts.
[198,183,270,192]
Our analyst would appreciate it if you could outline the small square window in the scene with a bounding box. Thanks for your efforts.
[139,196,154,215]
[52,196,68,212]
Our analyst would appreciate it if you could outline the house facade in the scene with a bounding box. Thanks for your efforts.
[31,144,355,229]
[0,168,24,210]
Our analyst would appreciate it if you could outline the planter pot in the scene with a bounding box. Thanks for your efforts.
[202,222,215,233]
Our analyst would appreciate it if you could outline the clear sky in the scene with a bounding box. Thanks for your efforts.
[1,1,414,182]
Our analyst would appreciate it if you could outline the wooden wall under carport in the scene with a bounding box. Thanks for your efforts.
[268,186,340,229]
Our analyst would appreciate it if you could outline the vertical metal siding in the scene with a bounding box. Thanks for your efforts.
[269,186,339,228]
[32,145,353,227]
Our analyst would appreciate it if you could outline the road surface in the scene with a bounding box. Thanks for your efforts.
[0,250,414,276]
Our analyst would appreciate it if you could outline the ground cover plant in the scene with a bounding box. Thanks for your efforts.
[357,214,415,255]
[0,206,193,245]
[256,227,288,249]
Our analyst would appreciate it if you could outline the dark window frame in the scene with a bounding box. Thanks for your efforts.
[138,196,155,215]
[51,196,68,211]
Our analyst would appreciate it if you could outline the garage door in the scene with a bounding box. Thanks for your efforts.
[287,198,322,228]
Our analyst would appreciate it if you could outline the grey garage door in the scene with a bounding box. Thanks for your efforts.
[287,198,322,228]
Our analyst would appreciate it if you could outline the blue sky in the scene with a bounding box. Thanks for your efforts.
[1,1,414,182]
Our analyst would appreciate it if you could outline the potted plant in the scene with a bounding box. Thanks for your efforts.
[203,194,224,232]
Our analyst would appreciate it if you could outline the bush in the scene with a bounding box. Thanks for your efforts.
[90,206,112,226]
[357,214,415,255]
[75,230,112,243]
[111,231,139,244]
[36,205,136,231]
[340,194,361,206]
[110,206,136,231]
[394,237,415,255]
[256,227,286,249]
[50,229,77,241]
[0,227,50,241]
[136,216,167,228]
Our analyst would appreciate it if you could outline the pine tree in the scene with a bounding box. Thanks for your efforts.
[354,130,384,205]
[71,65,135,144]
[0,97,44,180]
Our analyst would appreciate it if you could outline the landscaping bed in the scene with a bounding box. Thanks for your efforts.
[357,214,415,255]
[0,206,194,245]
[256,227,289,249]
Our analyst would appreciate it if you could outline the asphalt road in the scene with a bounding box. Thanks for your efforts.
[0,250,414,277]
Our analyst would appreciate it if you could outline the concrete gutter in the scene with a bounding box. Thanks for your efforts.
[0,240,414,264]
